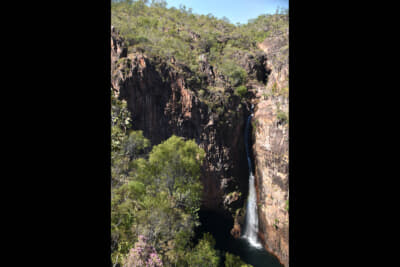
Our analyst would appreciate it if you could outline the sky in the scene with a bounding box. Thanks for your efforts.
[164,0,288,24]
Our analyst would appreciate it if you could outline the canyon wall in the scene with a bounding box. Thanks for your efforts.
[252,30,289,266]
[111,25,289,266]
[111,27,251,217]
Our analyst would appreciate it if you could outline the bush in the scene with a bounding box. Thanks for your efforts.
[234,85,247,98]
[186,233,220,267]
[276,110,288,124]
[125,235,163,267]
[198,89,205,97]
[230,68,247,86]
[219,61,248,87]
[224,252,252,267]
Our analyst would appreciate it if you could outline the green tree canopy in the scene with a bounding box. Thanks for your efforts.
[225,252,253,267]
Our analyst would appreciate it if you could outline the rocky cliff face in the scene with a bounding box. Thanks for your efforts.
[252,32,289,266]
[258,33,288,92]
[111,27,251,217]
[111,25,289,266]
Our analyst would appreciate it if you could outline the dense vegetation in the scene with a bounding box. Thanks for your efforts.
[112,0,288,100]
[111,92,252,266]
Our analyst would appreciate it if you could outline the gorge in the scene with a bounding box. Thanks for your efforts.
[111,3,288,266]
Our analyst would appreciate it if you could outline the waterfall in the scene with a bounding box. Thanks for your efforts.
[243,114,263,249]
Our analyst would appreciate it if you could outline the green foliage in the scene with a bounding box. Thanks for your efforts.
[111,90,150,188]
[234,85,247,98]
[270,83,289,98]
[111,117,207,266]
[146,136,205,218]
[198,89,205,98]
[111,130,150,187]
[225,252,253,267]
[112,1,288,96]
[218,59,248,87]
[186,233,220,267]
[110,116,244,266]
[124,130,151,157]
[251,119,258,129]
[111,90,131,152]
[251,119,259,137]
[276,110,288,124]
[240,8,289,44]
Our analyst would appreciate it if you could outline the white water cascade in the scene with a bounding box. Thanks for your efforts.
[242,114,263,249]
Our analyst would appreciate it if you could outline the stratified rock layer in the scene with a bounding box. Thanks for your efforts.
[253,96,288,266]
[253,31,289,266]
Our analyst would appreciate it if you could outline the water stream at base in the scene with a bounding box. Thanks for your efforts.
[195,113,283,267]
[197,209,283,267]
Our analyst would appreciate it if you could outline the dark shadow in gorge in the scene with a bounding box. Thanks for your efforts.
[194,112,283,267]
[195,210,284,267]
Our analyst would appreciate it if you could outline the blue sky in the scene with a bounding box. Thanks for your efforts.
[164,0,288,24]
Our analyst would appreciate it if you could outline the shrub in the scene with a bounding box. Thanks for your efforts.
[224,252,252,267]
[276,110,288,124]
[186,233,220,267]
[234,85,247,98]
[220,63,247,87]
[125,235,163,267]
[198,89,205,97]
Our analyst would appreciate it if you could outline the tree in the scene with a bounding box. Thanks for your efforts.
[186,233,220,267]
[111,134,206,266]
[123,130,150,160]
[147,135,205,216]
[151,0,167,8]
[224,252,253,267]
[222,16,230,24]
[234,85,247,98]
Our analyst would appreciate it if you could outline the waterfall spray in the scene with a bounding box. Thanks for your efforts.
[242,114,262,249]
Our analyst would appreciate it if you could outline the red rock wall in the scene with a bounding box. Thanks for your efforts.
[253,32,289,266]
[111,28,250,215]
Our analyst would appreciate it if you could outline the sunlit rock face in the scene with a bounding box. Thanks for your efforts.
[253,96,288,267]
[253,32,289,266]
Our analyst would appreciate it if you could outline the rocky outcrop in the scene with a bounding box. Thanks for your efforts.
[252,32,289,266]
[253,96,288,266]
[111,28,250,216]
[232,50,269,84]
[258,31,288,92]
